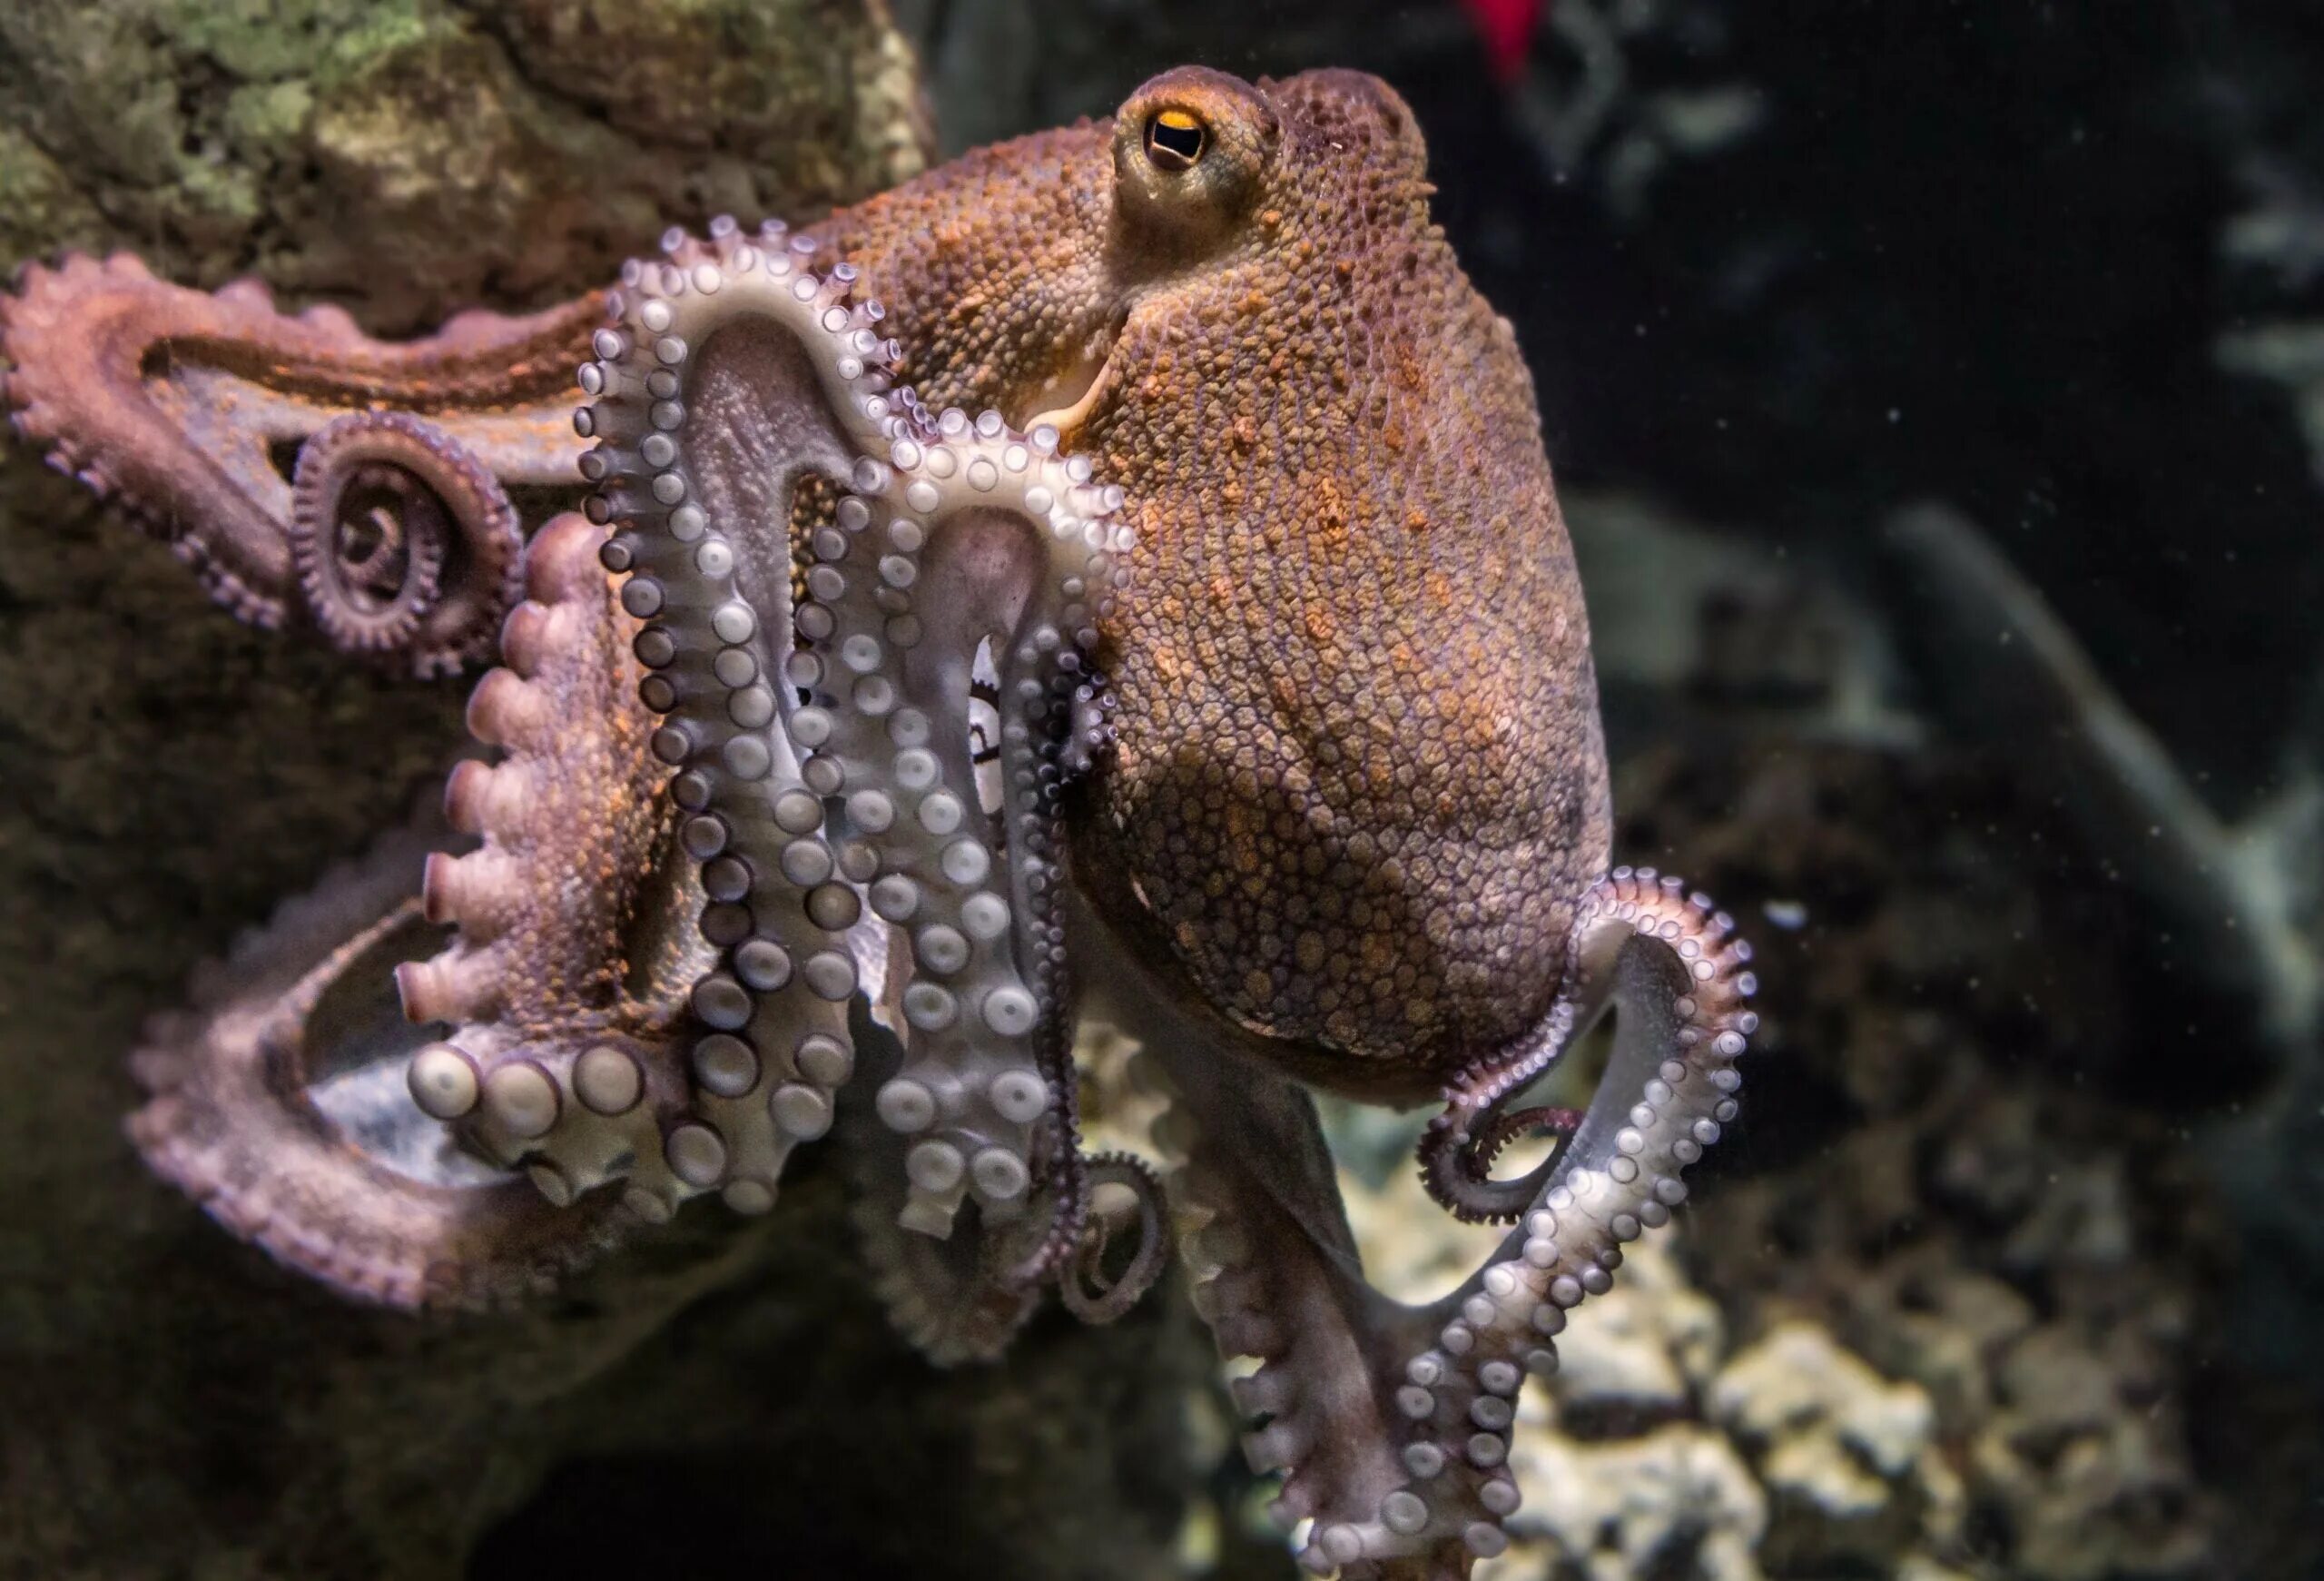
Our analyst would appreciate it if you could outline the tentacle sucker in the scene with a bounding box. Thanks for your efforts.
[392,511,711,1219]
[1307,867,1758,1575]
[578,221,1130,1240]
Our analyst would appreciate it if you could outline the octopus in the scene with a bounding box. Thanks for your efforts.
[0,66,1755,1579]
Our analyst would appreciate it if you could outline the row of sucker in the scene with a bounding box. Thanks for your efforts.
[1304,868,1758,1575]
[570,220,889,1221]
[574,219,1130,1240]
[0,252,592,637]
[393,513,711,1221]
[1009,672,1130,1284]
[774,401,1126,1238]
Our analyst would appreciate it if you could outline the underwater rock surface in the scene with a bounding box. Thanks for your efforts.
[0,0,927,331]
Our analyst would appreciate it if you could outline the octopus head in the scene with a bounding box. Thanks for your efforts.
[1058,69,1616,1099]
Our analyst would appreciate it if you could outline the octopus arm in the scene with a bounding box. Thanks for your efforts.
[1106,870,1757,1578]
[843,1001,1043,1365]
[0,252,597,672]
[575,222,1139,1276]
[1147,1040,1420,1541]
[125,822,625,1309]
[392,513,717,1221]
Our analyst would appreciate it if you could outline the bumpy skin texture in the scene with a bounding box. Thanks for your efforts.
[818,70,1611,1093]
[0,66,1756,1581]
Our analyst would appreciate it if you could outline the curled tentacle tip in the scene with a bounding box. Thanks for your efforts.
[290,411,524,677]
[1059,1151,1171,1325]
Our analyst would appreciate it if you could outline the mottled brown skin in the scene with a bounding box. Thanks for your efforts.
[816,69,1611,1099]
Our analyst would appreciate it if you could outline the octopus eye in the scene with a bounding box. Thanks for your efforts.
[1143,108,1206,172]
[1113,70,1275,245]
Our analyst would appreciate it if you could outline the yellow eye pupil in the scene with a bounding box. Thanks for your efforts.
[1145,109,1206,171]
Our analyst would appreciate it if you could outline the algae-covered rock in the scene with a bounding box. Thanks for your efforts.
[0,0,929,329]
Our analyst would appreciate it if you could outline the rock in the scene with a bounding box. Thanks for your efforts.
[1709,1321,1946,1568]
[1489,1422,1767,1581]
[0,0,927,331]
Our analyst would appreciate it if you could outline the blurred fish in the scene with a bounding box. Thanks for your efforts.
[1459,0,1543,84]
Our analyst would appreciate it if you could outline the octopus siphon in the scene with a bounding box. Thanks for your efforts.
[0,66,1757,1579]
